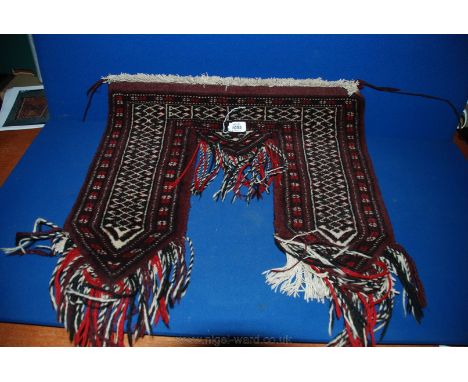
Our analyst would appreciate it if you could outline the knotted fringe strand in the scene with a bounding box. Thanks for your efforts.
[1,218,195,347]
[191,138,287,203]
[263,235,425,346]
[103,73,360,96]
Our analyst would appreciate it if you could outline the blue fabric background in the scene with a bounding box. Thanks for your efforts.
[0,35,467,345]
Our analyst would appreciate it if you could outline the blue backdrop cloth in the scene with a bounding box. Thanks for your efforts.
[0,35,467,345]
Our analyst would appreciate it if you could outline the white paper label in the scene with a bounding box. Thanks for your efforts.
[227,121,247,133]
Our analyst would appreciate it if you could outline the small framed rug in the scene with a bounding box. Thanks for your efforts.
[0,85,48,131]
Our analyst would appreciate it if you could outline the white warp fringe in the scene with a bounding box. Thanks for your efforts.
[263,253,329,303]
[263,235,418,346]
[103,73,360,96]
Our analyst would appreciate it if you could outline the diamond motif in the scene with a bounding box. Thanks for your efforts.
[266,107,301,121]
[101,103,166,249]
[302,107,357,245]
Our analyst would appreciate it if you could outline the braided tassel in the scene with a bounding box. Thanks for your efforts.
[1,218,195,347]
[191,138,287,202]
[264,236,425,347]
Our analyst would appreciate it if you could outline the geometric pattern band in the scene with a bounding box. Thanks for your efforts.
[101,104,167,250]
[66,92,391,279]
[302,107,357,245]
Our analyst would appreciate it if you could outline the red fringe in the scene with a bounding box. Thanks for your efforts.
[51,240,192,346]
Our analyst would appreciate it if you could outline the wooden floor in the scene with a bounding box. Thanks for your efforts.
[0,128,40,187]
[0,322,428,347]
[0,323,326,347]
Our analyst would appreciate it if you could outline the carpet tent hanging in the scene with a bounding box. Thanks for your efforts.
[2,74,427,346]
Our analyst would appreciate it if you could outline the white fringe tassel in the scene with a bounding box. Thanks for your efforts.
[263,253,330,303]
[103,73,360,95]
[262,235,423,346]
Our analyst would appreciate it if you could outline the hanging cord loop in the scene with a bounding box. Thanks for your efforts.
[222,106,247,133]
[359,80,462,126]
[82,78,106,122]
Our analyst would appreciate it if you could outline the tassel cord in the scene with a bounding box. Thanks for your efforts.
[359,79,461,125]
[82,78,106,122]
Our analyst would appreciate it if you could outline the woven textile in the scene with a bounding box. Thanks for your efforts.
[4,89,49,126]
[3,75,425,346]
